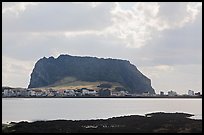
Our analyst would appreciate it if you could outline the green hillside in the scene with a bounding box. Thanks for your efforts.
[40,77,123,91]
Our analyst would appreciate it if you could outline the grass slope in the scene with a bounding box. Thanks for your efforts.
[38,77,123,90]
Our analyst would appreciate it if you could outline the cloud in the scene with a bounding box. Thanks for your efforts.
[2,2,39,15]
[154,65,174,71]
[138,8,202,66]
[2,2,114,32]
[3,2,202,48]
[139,65,174,80]
[102,2,159,48]
[2,2,202,65]
[103,2,202,48]
[64,30,101,38]
[2,56,34,87]
[157,2,202,28]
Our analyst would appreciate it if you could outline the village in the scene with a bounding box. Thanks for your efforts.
[2,87,201,98]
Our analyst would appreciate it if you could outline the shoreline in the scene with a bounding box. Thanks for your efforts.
[2,96,202,98]
[2,112,202,133]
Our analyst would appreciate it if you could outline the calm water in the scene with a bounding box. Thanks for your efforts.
[2,98,202,123]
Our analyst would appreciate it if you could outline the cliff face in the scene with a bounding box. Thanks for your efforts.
[28,55,155,94]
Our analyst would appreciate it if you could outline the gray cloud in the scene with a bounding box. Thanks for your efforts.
[3,2,114,32]
[136,8,202,66]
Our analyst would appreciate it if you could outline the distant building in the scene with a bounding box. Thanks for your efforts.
[33,89,43,96]
[64,90,76,96]
[30,90,36,96]
[3,89,16,97]
[142,91,150,96]
[188,90,194,96]
[160,91,164,96]
[99,89,111,96]
[3,89,10,97]
[111,91,128,96]
[195,92,201,96]
[79,88,97,96]
[86,90,97,96]
[168,90,177,96]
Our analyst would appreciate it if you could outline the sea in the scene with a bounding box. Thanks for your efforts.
[2,98,202,123]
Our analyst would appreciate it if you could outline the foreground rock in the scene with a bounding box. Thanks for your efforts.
[2,112,202,133]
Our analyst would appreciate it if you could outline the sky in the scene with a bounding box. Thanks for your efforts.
[2,2,202,94]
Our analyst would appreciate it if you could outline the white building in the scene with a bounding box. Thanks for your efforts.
[64,90,76,96]
[112,91,128,96]
[188,90,194,96]
[3,89,16,97]
[81,89,97,96]
[33,90,43,96]
[3,89,10,96]
[30,91,36,96]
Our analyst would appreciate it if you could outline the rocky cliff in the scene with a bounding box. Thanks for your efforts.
[28,55,155,94]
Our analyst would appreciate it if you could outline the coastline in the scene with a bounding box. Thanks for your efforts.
[2,112,202,133]
[2,96,202,98]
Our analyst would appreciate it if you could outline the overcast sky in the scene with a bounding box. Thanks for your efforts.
[2,2,202,94]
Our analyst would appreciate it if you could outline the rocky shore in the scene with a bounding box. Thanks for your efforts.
[2,112,202,133]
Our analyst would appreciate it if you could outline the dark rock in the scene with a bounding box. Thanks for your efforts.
[28,54,155,94]
[3,112,202,133]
